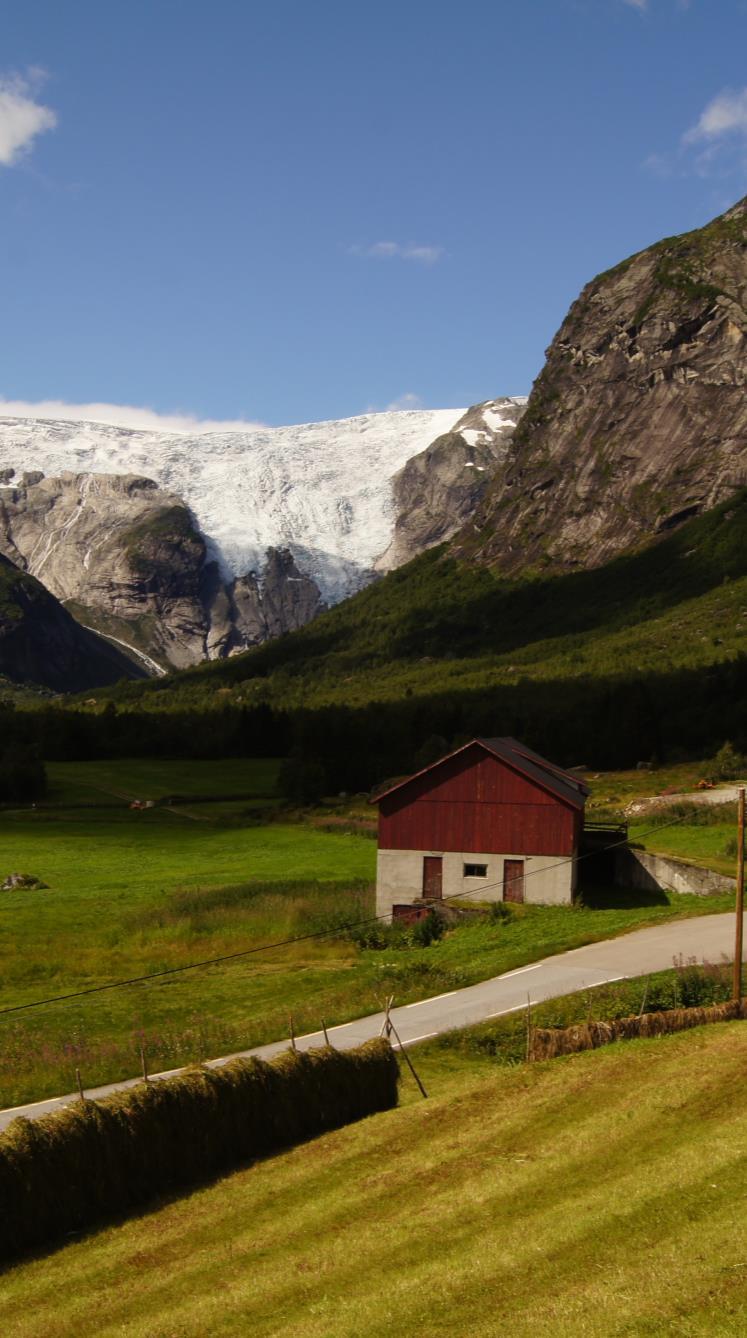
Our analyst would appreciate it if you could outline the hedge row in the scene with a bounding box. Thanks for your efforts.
[0,1039,399,1261]
[530,998,747,1061]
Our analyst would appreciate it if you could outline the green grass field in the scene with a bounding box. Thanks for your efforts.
[0,759,736,1108]
[2,1021,746,1336]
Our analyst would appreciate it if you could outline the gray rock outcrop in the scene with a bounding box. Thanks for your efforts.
[456,196,747,573]
[0,473,326,671]
[376,398,526,570]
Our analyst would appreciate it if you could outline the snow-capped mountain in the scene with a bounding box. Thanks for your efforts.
[0,408,464,604]
[0,400,525,676]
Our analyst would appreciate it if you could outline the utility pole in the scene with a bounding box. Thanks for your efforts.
[733,787,745,1001]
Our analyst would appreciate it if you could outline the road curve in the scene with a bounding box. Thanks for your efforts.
[0,912,736,1132]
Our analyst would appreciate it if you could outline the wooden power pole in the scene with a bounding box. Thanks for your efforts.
[733,787,745,1001]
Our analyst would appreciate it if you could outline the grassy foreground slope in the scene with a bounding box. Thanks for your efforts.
[3,1024,747,1336]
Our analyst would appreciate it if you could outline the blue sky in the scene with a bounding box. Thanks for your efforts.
[1,0,746,429]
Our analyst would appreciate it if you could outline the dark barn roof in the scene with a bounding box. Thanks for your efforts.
[373,737,588,811]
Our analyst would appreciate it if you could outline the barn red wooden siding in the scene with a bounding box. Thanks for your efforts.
[378,742,577,856]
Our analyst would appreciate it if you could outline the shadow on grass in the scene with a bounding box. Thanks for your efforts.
[579,883,670,910]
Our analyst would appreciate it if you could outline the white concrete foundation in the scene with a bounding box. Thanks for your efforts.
[376,848,576,920]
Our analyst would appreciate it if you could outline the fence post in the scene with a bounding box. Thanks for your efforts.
[734,787,745,1001]
[76,1067,85,1102]
[525,994,533,1062]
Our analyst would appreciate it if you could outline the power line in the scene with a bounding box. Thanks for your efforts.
[0,811,694,1020]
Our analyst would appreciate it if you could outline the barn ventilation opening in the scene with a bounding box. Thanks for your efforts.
[464,863,487,877]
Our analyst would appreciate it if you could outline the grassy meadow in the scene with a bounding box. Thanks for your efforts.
[2,1021,747,1335]
[0,758,736,1107]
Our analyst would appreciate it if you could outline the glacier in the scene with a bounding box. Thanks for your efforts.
[0,407,465,603]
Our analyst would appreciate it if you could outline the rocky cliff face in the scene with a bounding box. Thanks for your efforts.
[0,472,326,671]
[376,398,526,569]
[0,552,146,692]
[457,197,747,573]
[0,472,212,671]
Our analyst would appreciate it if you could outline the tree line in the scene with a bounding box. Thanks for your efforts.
[1,652,746,798]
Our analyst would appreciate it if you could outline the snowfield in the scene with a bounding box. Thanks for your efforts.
[0,408,465,602]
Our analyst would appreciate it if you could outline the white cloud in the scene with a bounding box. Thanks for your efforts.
[623,0,647,9]
[0,398,265,435]
[683,87,747,144]
[0,69,57,167]
[386,392,424,411]
[348,241,444,265]
[645,84,747,181]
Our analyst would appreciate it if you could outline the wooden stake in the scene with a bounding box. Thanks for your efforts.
[638,982,648,1018]
[386,1015,428,1099]
[525,993,533,1062]
[381,995,394,1040]
[734,787,745,1001]
[76,1067,85,1102]
[321,1019,330,1047]
[140,1044,148,1082]
[289,1014,297,1052]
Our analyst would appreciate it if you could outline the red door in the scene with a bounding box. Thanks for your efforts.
[422,856,443,899]
[503,859,525,903]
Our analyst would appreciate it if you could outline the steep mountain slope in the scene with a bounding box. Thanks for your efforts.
[458,196,747,572]
[376,397,526,568]
[0,553,146,692]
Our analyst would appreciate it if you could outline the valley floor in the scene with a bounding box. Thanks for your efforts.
[0,758,738,1109]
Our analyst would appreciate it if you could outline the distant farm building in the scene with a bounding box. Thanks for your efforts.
[373,737,588,920]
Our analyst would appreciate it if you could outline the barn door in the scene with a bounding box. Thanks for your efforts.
[422,856,443,900]
[503,859,525,903]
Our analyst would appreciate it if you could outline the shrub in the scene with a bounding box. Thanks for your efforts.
[409,910,444,948]
[709,741,745,782]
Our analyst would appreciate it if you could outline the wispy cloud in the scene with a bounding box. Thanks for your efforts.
[0,69,57,167]
[0,398,265,435]
[348,241,444,265]
[683,87,747,145]
[643,84,747,183]
[623,0,647,10]
[386,392,424,411]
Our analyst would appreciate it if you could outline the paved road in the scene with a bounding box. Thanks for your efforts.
[0,912,736,1132]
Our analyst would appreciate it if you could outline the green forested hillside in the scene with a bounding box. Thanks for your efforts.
[3,492,744,787]
[107,487,747,709]
[51,490,741,782]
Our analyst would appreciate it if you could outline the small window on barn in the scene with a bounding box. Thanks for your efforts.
[463,863,488,878]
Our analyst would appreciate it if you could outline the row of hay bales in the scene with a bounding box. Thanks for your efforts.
[0,1039,399,1261]
[529,998,747,1061]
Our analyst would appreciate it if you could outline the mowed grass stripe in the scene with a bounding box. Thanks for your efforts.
[2,1024,746,1336]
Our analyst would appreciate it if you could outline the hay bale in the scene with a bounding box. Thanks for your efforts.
[530,999,747,1062]
[0,1038,398,1262]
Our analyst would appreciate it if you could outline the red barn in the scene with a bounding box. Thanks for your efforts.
[373,737,588,919]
